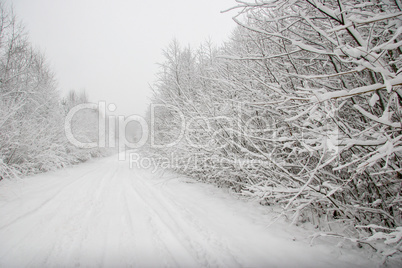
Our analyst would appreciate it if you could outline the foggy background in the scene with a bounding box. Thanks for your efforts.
[10,0,236,116]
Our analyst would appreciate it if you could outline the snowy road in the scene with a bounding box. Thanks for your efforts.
[0,153,371,267]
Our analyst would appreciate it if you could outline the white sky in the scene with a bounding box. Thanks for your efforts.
[9,0,237,116]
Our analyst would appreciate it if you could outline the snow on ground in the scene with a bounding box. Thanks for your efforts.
[0,152,375,267]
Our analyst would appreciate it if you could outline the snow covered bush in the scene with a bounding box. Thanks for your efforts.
[0,4,112,180]
[146,0,402,261]
[224,0,402,226]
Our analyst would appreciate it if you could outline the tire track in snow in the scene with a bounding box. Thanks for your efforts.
[125,171,200,267]
[45,159,121,267]
[0,154,374,268]
[129,171,243,267]
[0,159,119,267]
[0,167,106,231]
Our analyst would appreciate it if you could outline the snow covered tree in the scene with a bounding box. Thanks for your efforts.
[221,0,402,228]
[0,4,111,180]
[147,2,402,257]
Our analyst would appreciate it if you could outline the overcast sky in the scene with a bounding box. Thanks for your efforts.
[9,0,237,116]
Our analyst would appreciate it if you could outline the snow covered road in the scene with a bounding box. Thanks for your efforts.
[0,153,371,267]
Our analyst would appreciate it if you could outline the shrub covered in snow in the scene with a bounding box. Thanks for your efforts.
[145,0,402,263]
[0,4,112,180]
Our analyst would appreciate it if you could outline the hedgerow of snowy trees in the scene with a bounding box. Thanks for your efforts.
[147,0,402,261]
[0,4,109,180]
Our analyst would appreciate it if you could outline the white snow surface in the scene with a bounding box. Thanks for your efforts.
[0,152,374,267]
